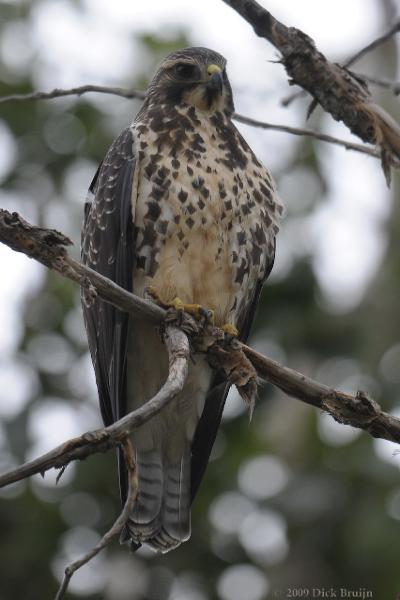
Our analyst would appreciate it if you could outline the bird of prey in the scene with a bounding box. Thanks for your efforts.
[81,47,282,553]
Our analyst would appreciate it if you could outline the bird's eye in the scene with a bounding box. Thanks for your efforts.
[174,63,197,79]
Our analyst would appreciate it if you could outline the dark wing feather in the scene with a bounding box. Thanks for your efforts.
[81,127,136,501]
[190,238,276,501]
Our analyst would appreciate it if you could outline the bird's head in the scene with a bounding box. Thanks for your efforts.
[145,47,234,115]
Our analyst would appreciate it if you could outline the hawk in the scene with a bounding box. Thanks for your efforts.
[81,47,282,553]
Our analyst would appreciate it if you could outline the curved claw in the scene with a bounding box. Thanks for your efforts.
[145,286,166,307]
[145,287,214,324]
[222,323,239,337]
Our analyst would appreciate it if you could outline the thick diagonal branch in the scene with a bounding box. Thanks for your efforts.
[282,19,400,105]
[1,208,400,465]
[0,318,189,488]
[222,0,400,182]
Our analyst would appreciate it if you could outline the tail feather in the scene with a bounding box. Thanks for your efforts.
[161,452,191,543]
[147,527,181,552]
[127,444,191,552]
[130,449,163,541]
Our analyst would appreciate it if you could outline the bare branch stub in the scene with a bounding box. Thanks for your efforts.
[0,210,72,265]
[222,0,400,182]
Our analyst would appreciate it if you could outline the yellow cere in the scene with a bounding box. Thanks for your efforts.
[207,64,222,75]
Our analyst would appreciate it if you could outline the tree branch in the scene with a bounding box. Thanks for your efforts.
[1,12,398,593]
[222,0,400,183]
[233,113,383,160]
[245,346,400,442]
[361,74,400,96]
[281,73,400,108]
[0,210,164,324]
[55,438,138,600]
[0,84,145,104]
[1,208,400,457]
[2,209,400,597]
[282,18,400,106]
[344,18,400,68]
[0,314,189,488]
[0,84,388,164]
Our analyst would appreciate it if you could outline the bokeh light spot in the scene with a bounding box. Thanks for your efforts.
[238,454,289,500]
[217,564,269,600]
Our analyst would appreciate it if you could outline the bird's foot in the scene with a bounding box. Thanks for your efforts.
[145,286,165,306]
[145,287,214,327]
[221,323,239,339]
[169,298,214,324]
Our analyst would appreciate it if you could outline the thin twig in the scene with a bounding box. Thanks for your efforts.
[55,438,138,600]
[233,113,381,159]
[344,18,400,68]
[0,84,145,104]
[361,74,400,96]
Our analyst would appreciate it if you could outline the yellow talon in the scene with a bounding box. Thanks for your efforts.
[170,297,184,311]
[222,323,239,337]
[172,299,214,324]
[145,286,164,304]
[145,288,214,323]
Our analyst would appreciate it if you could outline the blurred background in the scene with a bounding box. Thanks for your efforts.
[0,0,400,599]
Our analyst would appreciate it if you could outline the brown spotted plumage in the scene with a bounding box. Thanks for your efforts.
[81,47,282,554]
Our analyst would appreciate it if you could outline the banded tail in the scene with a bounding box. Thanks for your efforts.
[126,443,191,553]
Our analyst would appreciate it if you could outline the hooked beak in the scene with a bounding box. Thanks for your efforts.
[206,64,223,96]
